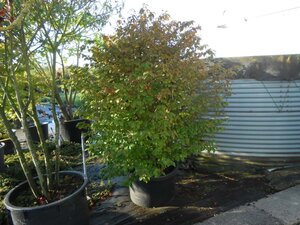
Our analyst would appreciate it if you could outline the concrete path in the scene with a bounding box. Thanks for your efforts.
[194,184,300,225]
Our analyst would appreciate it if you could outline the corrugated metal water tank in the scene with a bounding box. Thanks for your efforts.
[214,79,300,160]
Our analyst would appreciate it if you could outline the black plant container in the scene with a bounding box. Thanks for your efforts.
[1,130,16,154]
[0,138,15,155]
[129,166,177,208]
[60,119,90,143]
[0,142,5,170]
[4,171,89,225]
[28,122,49,143]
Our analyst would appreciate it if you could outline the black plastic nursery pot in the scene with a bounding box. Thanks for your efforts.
[60,119,90,143]
[129,166,177,208]
[0,142,5,170]
[4,171,89,225]
[0,138,15,154]
[1,130,16,154]
[28,122,49,143]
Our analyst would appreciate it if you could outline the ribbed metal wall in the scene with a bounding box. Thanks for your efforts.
[214,79,300,159]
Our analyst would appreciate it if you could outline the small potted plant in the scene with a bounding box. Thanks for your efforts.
[0,1,107,224]
[82,8,230,207]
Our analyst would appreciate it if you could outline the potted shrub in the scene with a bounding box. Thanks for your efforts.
[0,0,122,223]
[0,13,89,225]
[82,8,230,207]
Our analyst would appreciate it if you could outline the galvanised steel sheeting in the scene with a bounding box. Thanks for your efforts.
[214,79,300,158]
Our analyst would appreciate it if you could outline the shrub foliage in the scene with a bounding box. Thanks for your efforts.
[83,8,230,182]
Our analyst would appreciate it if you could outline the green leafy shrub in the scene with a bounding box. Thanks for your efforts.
[0,115,16,140]
[0,123,8,140]
[0,0,122,203]
[82,8,230,183]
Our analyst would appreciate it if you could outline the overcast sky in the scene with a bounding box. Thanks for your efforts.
[110,0,300,58]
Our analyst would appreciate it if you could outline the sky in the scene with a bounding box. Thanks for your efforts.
[107,0,300,58]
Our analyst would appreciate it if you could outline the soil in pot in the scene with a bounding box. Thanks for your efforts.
[129,166,177,208]
[4,171,89,225]
[60,119,90,143]
[12,174,82,207]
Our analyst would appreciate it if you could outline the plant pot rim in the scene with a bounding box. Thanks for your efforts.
[0,138,11,142]
[62,118,89,123]
[136,166,178,183]
[27,122,49,129]
[4,170,88,211]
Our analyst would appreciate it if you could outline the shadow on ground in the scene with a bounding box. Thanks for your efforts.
[88,155,300,225]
